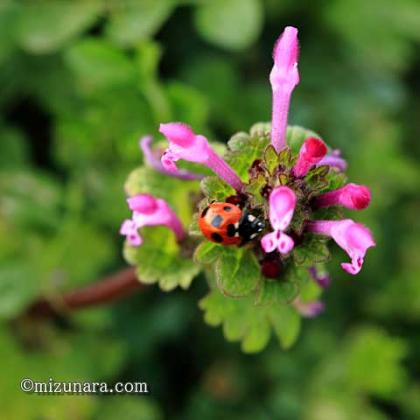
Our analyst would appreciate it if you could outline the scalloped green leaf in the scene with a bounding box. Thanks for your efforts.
[268,304,301,349]
[200,175,235,201]
[194,241,223,265]
[293,236,331,267]
[255,280,299,306]
[225,131,269,180]
[124,226,200,291]
[200,288,301,353]
[249,122,271,139]
[264,144,279,174]
[244,173,266,206]
[215,247,260,297]
[277,146,294,168]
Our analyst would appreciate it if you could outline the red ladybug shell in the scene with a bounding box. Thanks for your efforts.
[199,202,242,245]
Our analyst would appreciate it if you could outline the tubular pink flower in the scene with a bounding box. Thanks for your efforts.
[293,137,328,177]
[261,186,297,254]
[270,26,300,152]
[120,193,185,246]
[120,219,143,247]
[317,149,347,171]
[140,136,204,181]
[159,123,243,191]
[293,298,325,318]
[314,183,372,210]
[307,219,376,275]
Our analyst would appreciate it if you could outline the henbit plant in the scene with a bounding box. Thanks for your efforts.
[120,27,376,353]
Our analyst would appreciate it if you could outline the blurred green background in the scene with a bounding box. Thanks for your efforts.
[1,0,419,418]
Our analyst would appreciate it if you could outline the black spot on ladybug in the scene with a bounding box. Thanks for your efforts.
[227,224,236,237]
[201,207,209,217]
[211,215,223,228]
[211,233,223,243]
[223,206,232,212]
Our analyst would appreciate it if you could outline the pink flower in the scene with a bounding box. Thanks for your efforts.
[140,135,204,181]
[317,149,347,171]
[120,219,143,247]
[307,219,376,275]
[261,186,297,254]
[293,137,328,177]
[120,193,185,247]
[270,26,300,152]
[159,123,243,191]
[314,183,371,210]
[293,298,325,318]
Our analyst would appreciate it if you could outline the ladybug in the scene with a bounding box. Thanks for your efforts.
[199,202,265,245]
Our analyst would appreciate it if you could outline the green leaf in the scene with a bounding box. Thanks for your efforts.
[194,0,263,51]
[277,146,294,168]
[344,327,408,397]
[215,247,260,297]
[299,277,323,302]
[244,173,266,206]
[16,2,102,54]
[225,130,269,180]
[124,226,200,291]
[264,144,279,174]
[255,280,299,306]
[249,122,271,139]
[194,241,223,265]
[65,38,136,91]
[200,288,301,353]
[324,170,348,192]
[200,175,235,201]
[293,236,331,267]
[268,304,301,349]
[106,0,174,47]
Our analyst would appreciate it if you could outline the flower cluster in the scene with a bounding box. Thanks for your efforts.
[120,26,375,323]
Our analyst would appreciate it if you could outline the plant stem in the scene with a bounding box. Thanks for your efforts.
[26,267,145,317]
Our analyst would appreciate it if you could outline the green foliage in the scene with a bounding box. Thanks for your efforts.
[293,236,331,267]
[345,327,408,397]
[215,246,260,297]
[194,0,264,51]
[200,175,235,202]
[125,227,200,291]
[200,288,300,353]
[105,0,175,48]
[225,129,269,179]
[65,38,136,91]
[15,1,102,54]
[0,0,419,418]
